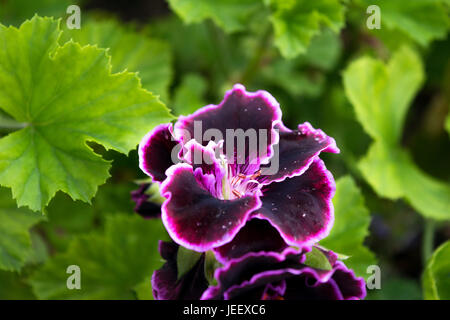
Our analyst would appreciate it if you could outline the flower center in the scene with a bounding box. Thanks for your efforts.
[219,155,261,200]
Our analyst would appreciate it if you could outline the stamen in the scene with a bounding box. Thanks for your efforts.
[250,169,261,179]
[232,189,243,198]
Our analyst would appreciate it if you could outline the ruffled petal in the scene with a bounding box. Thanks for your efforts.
[201,248,306,300]
[328,261,366,300]
[182,140,225,198]
[254,158,335,247]
[214,218,288,264]
[174,84,282,166]
[160,164,262,251]
[139,123,180,183]
[260,122,339,184]
[202,248,366,300]
[152,241,209,300]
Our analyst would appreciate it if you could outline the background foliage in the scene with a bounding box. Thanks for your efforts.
[0,0,448,300]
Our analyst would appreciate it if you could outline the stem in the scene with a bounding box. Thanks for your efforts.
[240,26,272,85]
[0,117,28,131]
[422,219,435,266]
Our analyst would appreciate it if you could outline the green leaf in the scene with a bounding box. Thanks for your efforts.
[167,0,263,33]
[304,247,332,271]
[204,250,221,285]
[0,270,36,299]
[269,0,345,58]
[343,46,450,220]
[422,240,450,300]
[177,246,202,280]
[359,143,450,220]
[62,19,173,102]
[368,276,422,300]
[0,187,44,271]
[29,214,169,299]
[343,46,424,145]
[0,16,173,212]
[361,0,450,47]
[133,276,154,300]
[320,176,376,279]
[172,73,207,115]
[0,0,71,27]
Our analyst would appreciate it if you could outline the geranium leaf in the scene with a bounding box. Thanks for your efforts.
[320,176,376,279]
[343,46,424,146]
[304,247,332,271]
[0,16,173,212]
[62,19,173,102]
[177,246,202,280]
[269,0,345,58]
[29,215,169,299]
[0,187,44,271]
[167,0,263,33]
[422,241,450,300]
[359,143,450,220]
[343,46,450,220]
[361,0,450,47]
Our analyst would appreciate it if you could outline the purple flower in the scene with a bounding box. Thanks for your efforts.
[201,248,366,300]
[139,84,339,252]
[130,183,162,218]
[152,241,209,300]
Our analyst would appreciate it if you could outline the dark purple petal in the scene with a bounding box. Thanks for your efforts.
[152,241,209,300]
[160,164,262,251]
[329,261,366,300]
[202,248,366,300]
[131,183,161,218]
[254,158,335,247]
[182,140,225,198]
[174,84,282,166]
[139,123,180,183]
[214,218,288,264]
[201,248,306,300]
[260,122,339,184]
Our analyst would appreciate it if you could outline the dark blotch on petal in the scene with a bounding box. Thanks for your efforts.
[202,249,304,300]
[214,219,288,263]
[260,122,339,184]
[175,84,281,165]
[256,158,335,246]
[161,164,261,251]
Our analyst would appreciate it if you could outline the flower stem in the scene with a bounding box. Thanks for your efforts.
[422,219,435,266]
[0,116,27,131]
